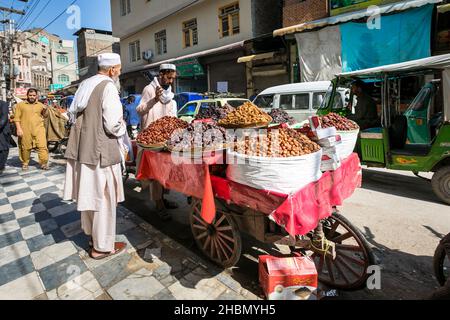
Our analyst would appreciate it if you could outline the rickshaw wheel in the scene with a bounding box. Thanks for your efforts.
[431,166,450,205]
[433,233,450,287]
[311,212,375,291]
[190,200,242,269]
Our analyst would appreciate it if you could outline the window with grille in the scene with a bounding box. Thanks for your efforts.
[183,19,198,48]
[129,40,141,62]
[57,54,69,64]
[58,74,70,84]
[219,2,240,38]
[120,0,131,16]
[155,30,167,55]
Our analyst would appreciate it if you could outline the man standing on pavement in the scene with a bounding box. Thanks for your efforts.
[64,53,127,260]
[124,95,140,139]
[13,88,49,171]
[0,100,11,175]
[136,64,179,220]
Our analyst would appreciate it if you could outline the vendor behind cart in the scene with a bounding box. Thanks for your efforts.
[136,64,179,220]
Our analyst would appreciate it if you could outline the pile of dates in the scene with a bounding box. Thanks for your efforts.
[320,113,359,131]
[269,108,296,125]
[218,102,272,127]
[195,103,235,121]
[137,116,188,145]
[234,128,320,158]
[168,122,229,151]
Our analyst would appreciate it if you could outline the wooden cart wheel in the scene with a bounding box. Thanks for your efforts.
[312,212,376,291]
[190,200,242,269]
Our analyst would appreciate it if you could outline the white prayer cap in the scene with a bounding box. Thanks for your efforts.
[160,63,176,71]
[98,53,122,67]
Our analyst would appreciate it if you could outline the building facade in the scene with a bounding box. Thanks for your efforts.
[13,29,78,96]
[74,28,121,82]
[50,39,78,92]
[110,0,283,96]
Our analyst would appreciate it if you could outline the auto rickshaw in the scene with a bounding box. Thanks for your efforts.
[318,54,450,205]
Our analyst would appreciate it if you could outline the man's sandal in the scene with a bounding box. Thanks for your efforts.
[22,165,29,171]
[41,164,50,171]
[89,242,127,260]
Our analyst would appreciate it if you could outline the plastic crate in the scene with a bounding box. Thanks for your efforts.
[360,128,385,163]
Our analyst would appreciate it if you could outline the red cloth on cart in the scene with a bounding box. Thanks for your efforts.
[137,151,222,223]
[211,154,362,236]
[137,151,361,236]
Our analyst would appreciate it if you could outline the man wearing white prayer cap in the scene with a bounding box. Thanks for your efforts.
[136,63,179,220]
[64,52,128,260]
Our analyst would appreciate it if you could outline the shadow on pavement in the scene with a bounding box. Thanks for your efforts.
[339,225,442,300]
[361,169,444,205]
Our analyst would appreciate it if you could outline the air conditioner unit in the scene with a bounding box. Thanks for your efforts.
[143,50,153,62]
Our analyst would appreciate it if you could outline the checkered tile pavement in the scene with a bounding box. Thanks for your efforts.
[0,148,260,300]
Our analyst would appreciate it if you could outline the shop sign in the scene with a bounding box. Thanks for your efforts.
[330,0,401,16]
[15,88,28,96]
[49,84,65,91]
[176,58,205,77]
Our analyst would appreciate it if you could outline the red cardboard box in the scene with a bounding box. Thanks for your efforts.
[259,255,318,300]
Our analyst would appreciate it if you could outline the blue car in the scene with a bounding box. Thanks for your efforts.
[174,92,204,111]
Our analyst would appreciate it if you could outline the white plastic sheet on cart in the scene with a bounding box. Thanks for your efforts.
[226,150,323,195]
[336,129,360,160]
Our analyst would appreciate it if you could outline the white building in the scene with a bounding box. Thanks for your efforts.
[110,0,283,95]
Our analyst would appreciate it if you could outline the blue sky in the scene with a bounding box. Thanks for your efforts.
[2,0,112,40]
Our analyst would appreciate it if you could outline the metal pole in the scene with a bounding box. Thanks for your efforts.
[8,20,16,96]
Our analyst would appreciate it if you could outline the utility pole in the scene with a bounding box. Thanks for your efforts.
[0,4,27,101]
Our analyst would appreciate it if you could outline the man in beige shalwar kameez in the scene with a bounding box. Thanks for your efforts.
[136,64,179,220]
[64,53,127,260]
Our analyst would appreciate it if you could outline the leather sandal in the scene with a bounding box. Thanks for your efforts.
[89,242,127,260]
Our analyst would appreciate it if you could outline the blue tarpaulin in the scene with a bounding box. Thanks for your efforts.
[341,4,433,72]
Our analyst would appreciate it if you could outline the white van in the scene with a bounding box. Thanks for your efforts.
[253,81,348,123]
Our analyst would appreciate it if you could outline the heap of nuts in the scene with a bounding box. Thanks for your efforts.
[234,128,320,158]
[269,108,296,125]
[218,102,272,127]
[137,116,188,145]
[168,122,229,151]
[320,113,359,131]
[195,103,236,121]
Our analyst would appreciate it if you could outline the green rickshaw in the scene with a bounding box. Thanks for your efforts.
[319,54,450,205]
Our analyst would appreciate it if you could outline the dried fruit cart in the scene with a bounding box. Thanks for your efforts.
[137,151,375,291]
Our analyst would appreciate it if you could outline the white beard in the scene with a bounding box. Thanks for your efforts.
[113,77,121,92]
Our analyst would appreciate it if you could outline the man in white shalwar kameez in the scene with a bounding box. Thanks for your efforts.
[64,53,127,260]
[136,64,179,221]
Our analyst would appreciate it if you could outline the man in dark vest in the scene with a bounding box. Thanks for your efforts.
[64,53,127,260]
[0,100,11,174]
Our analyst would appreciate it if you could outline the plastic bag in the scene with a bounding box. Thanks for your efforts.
[226,150,323,194]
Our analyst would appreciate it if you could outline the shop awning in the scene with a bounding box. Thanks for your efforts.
[273,0,442,37]
[337,53,450,77]
[128,41,245,74]
[237,52,275,63]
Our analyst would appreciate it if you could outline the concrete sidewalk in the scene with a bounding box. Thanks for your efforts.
[0,148,260,300]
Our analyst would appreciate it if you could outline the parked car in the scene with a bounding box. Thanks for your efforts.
[178,98,250,123]
[253,81,348,123]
